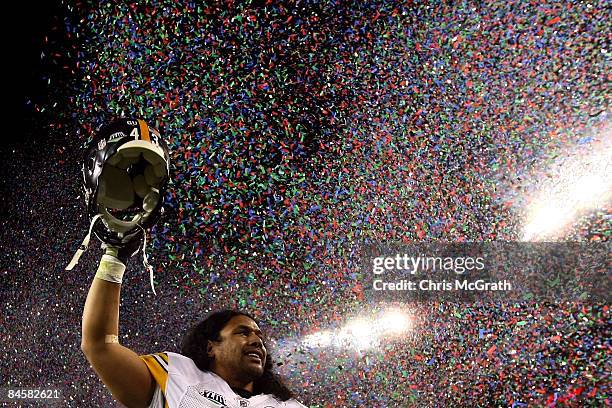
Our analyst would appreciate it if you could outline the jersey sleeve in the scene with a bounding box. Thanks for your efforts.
[139,352,170,408]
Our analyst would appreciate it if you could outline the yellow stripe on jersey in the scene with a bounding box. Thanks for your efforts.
[157,352,169,364]
[140,352,169,407]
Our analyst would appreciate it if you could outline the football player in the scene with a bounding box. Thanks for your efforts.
[77,118,305,407]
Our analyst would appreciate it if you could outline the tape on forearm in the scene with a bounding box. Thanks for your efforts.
[105,334,119,344]
[95,254,126,284]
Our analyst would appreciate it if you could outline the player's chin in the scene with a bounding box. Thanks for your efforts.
[242,357,265,376]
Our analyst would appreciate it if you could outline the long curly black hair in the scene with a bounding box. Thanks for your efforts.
[180,310,294,401]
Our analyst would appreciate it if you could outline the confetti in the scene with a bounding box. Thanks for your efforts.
[2,1,609,406]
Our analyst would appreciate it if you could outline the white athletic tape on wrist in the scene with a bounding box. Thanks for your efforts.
[95,254,126,284]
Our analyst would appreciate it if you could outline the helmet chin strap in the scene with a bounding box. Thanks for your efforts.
[136,222,156,295]
[67,188,160,295]
[65,214,103,271]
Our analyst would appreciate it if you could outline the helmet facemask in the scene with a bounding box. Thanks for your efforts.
[96,140,167,240]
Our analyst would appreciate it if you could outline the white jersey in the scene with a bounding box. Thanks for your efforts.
[140,352,305,408]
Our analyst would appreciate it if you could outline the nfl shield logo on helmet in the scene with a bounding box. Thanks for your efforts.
[97,139,107,150]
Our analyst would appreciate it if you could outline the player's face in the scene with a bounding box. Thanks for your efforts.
[211,315,267,381]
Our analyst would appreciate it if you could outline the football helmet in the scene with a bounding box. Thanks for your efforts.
[66,118,170,293]
[82,117,170,245]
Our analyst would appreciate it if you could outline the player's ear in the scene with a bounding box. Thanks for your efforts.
[207,340,215,358]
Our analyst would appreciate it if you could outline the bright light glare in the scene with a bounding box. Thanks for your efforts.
[379,311,410,334]
[301,310,412,351]
[345,319,375,349]
[523,205,571,241]
[521,124,611,241]
[302,331,333,348]
[346,319,370,335]
[572,175,607,205]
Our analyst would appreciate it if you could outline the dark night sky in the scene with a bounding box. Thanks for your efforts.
[10,1,67,134]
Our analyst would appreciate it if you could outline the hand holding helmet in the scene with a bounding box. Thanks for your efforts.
[66,118,171,294]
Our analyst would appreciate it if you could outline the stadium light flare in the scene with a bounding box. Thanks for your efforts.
[572,175,607,205]
[379,310,411,334]
[301,330,334,348]
[301,309,413,350]
[523,204,571,242]
[521,123,611,241]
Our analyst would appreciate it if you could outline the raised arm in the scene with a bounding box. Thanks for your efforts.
[76,117,172,407]
[81,247,155,408]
